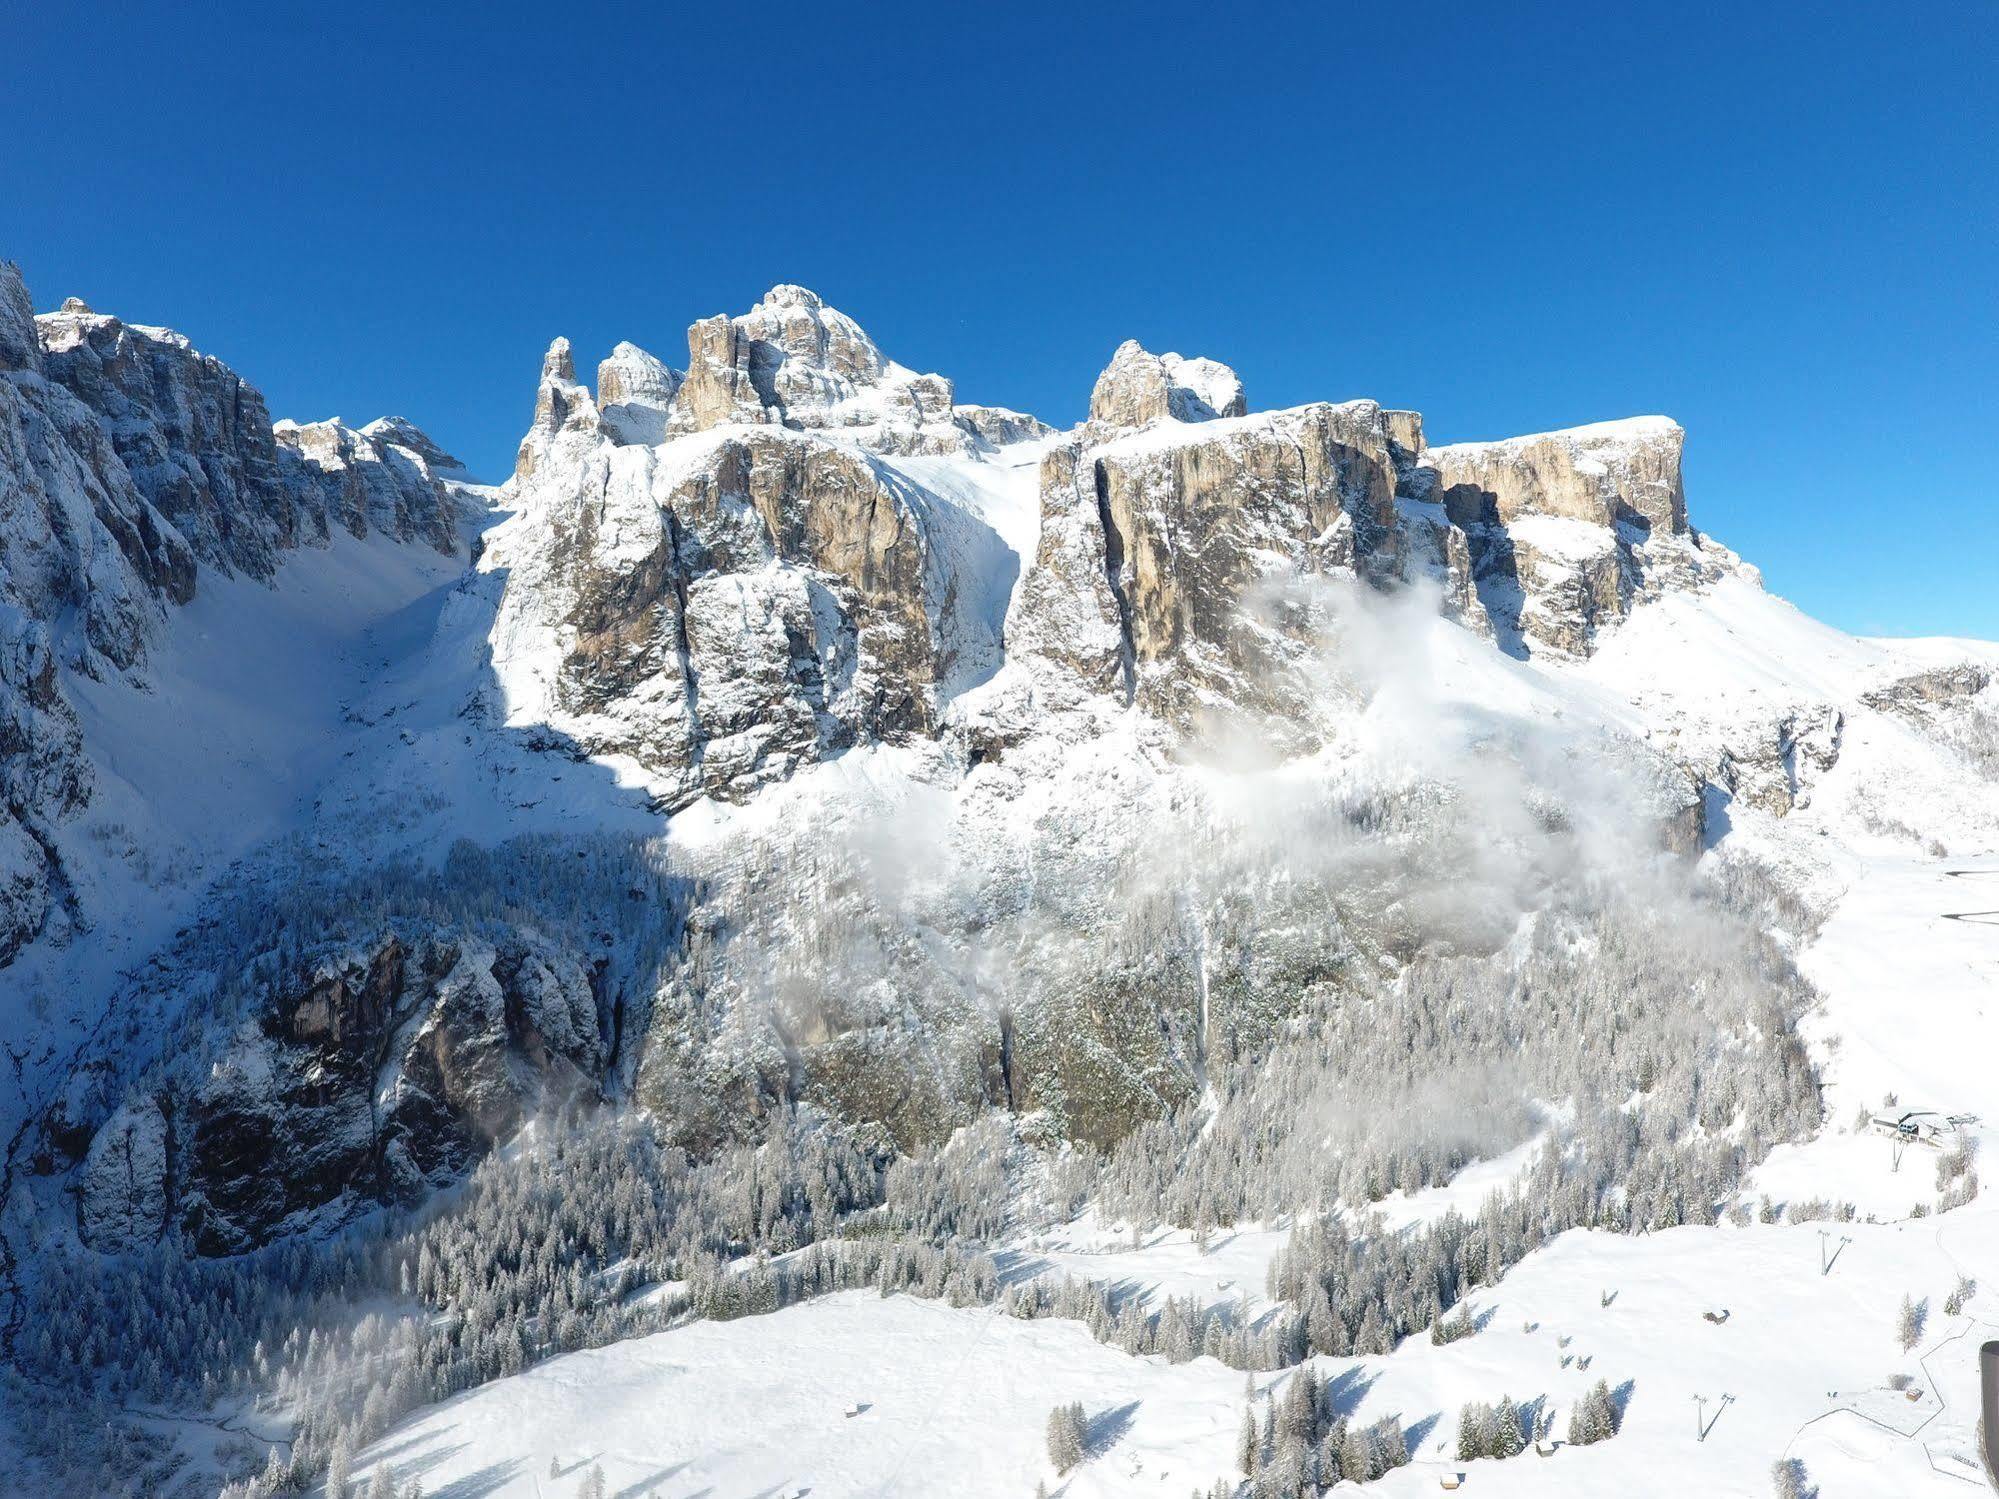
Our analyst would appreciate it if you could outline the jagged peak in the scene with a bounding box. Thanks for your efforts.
[515,336,598,480]
[360,415,470,476]
[34,296,195,357]
[1089,339,1246,428]
[597,341,681,402]
[595,342,682,448]
[735,284,886,384]
[540,336,579,385]
[753,283,827,312]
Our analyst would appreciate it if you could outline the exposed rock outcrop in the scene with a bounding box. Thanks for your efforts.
[1088,339,1247,428]
[0,607,85,961]
[515,336,601,480]
[1422,418,1733,655]
[1718,705,1845,815]
[1431,417,1689,534]
[30,271,1867,1264]
[596,341,683,446]
[77,927,607,1253]
[1011,398,1417,738]
[491,422,996,808]
[361,414,471,477]
[1860,664,1993,720]
[273,417,466,554]
[659,285,1050,455]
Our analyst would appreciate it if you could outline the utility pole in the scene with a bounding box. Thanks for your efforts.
[1819,1232,1851,1277]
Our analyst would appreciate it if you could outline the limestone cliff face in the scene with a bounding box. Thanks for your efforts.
[36,275,1834,1258]
[1010,398,1426,739]
[499,307,1746,808]
[34,298,297,579]
[1088,339,1248,428]
[596,341,683,445]
[490,289,1067,809]
[273,417,466,555]
[76,928,606,1253]
[491,422,978,808]
[1431,417,1688,534]
[35,298,466,576]
[515,336,602,480]
[1424,418,1727,656]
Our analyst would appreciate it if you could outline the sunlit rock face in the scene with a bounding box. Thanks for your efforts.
[1088,338,1247,428]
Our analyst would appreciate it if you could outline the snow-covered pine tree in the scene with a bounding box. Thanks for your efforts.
[1898,1292,1925,1352]
[1047,1402,1085,1473]
[325,1434,351,1498]
[1456,1400,1494,1461]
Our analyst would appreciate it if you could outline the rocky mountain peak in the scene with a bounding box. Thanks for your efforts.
[517,336,599,479]
[541,335,577,385]
[738,282,889,396]
[519,288,1052,464]
[647,286,1048,455]
[596,341,683,446]
[0,265,472,967]
[1089,339,1248,428]
[360,415,470,477]
[661,283,935,439]
[1411,416,1720,656]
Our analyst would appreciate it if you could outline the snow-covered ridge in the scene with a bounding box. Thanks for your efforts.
[0,259,481,964]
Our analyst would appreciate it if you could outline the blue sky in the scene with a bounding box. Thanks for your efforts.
[5,2,1994,636]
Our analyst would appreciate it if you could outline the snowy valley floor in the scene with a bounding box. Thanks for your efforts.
[329,853,1999,1499]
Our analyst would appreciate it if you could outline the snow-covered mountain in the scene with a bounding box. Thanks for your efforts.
[3,263,1997,1499]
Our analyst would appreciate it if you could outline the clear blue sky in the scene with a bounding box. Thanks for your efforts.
[5,2,1994,637]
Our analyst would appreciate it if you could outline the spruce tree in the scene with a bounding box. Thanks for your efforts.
[1456,1400,1493,1462]
[325,1435,352,1499]
[1898,1293,1924,1352]
[1048,1402,1085,1474]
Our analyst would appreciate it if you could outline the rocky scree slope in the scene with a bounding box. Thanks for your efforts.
[24,280,1999,1260]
